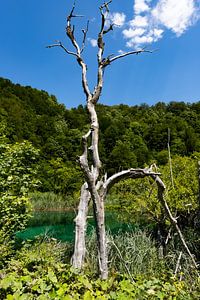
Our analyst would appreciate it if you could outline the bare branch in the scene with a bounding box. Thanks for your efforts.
[91,1,113,103]
[80,20,90,53]
[174,251,183,277]
[46,41,78,58]
[67,1,84,21]
[104,48,152,67]
[168,128,174,188]
[99,1,112,12]
[102,166,161,194]
[103,23,114,35]
[64,3,92,98]
[66,1,81,55]
[67,0,76,21]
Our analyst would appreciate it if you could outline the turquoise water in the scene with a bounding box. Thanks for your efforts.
[16,211,135,242]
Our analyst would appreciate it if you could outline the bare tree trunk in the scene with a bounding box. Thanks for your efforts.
[47,1,157,279]
[72,183,90,269]
[92,192,108,279]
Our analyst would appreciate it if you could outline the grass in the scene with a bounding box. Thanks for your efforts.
[29,191,75,211]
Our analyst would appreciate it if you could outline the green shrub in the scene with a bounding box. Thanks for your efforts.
[0,194,31,268]
[0,138,40,267]
[0,238,199,299]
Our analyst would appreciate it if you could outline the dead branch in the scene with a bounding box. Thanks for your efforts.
[46,41,78,58]
[80,20,90,53]
[103,23,114,35]
[174,251,183,277]
[152,174,198,269]
[67,1,76,21]
[66,1,85,56]
[105,48,152,67]
[99,1,112,12]
[102,167,161,195]
[168,128,174,188]
[90,1,114,104]
[67,1,84,21]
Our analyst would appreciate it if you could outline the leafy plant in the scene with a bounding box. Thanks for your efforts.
[0,136,40,266]
[0,140,40,195]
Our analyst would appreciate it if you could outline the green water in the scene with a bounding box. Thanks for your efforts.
[16,211,135,242]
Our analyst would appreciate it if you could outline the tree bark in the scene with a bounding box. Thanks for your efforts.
[72,183,90,269]
[92,190,108,279]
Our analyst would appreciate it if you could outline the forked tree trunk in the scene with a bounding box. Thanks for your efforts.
[48,1,153,279]
[48,1,198,279]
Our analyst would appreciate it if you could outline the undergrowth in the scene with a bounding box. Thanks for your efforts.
[0,232,200,299]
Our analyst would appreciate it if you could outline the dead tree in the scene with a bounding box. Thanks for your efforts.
[48,1,197,279]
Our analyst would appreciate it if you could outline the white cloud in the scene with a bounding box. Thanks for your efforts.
[129,15,148,28]
[106,12,126,27]
[152,0,198,36]
[118,49,126,54]
[123,27,146,39]
[134,0,151,14]
[123,0,200,48]
[127,35,153,48]
[153,28,164,39]
[88,38,97,47]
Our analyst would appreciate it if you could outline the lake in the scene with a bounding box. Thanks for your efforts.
[16,211,136,242]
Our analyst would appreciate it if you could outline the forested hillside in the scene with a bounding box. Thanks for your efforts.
[1,76,200,214]
[1,77,200,175]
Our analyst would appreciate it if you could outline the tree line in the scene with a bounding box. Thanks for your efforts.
[1,77,200,181]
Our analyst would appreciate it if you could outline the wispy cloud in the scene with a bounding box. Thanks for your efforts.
[123,0,200,48]
[105,12,126,27]
[88,38,97,47]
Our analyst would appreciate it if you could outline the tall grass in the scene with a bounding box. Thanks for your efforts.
[29,192,70,211]
[86,229,164,277]
[85,229,197,281]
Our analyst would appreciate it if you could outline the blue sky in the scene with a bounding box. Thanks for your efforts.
[0,0,200,108]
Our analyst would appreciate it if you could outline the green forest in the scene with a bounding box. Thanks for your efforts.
[1,77,200,299]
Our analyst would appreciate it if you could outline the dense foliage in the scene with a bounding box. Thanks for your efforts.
[1,237,199,299]
[1,77,200,182]
[1,77,200,297]
[0,127,40,268]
